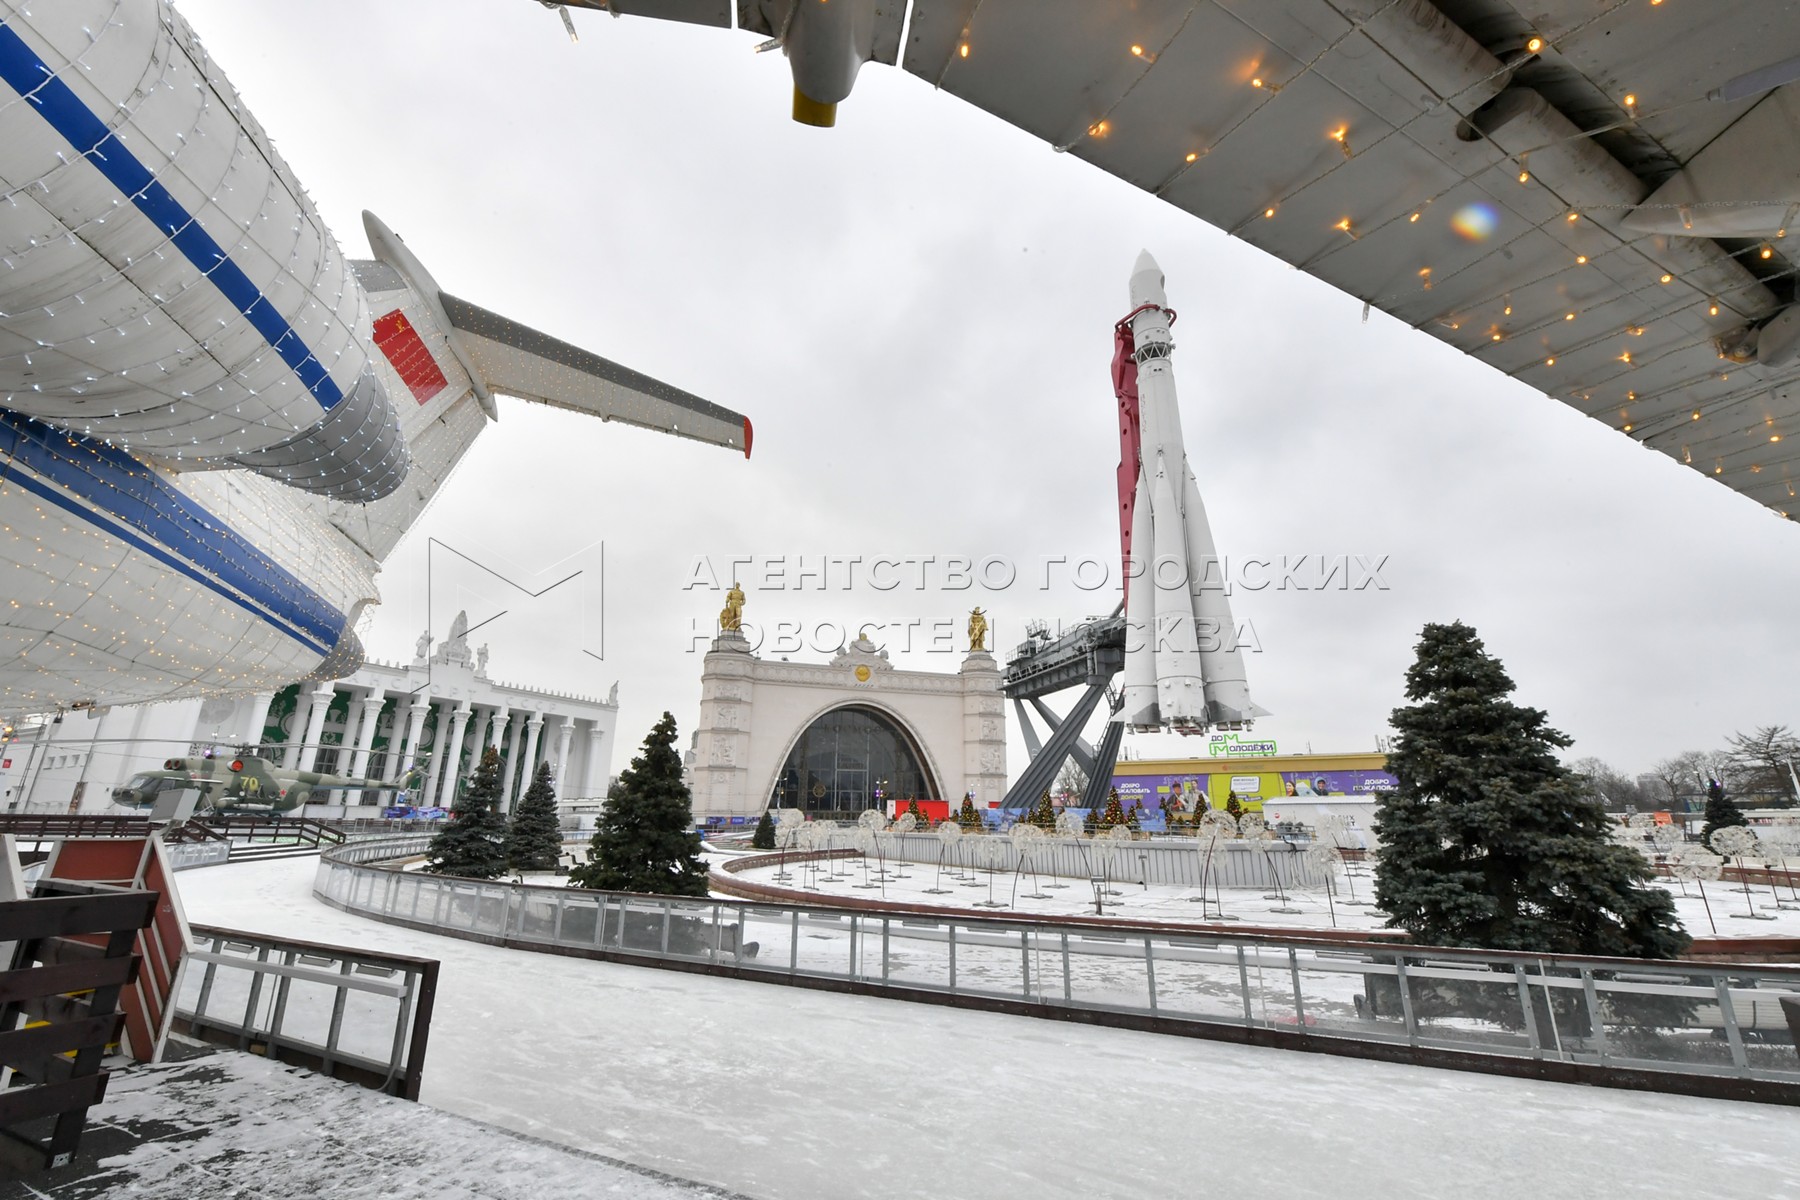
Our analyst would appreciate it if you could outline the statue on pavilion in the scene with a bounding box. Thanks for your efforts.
[968,607,988,653]
[720,581,746,632]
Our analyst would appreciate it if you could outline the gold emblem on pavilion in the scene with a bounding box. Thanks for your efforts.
[854,664,872,682]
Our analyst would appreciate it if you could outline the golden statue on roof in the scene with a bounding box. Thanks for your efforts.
[720,581,746,632]
[968,607,988,653]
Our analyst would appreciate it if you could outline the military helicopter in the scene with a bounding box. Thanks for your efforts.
[111,747,425,819]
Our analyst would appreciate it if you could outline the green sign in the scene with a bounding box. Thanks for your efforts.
[1206,733,1278,758]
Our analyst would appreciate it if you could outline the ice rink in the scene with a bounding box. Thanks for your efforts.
[715,848,1800,939]
[169,858,1800,1200]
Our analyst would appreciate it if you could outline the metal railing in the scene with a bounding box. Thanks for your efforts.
[315,837,1800,1101]
[174,923,437,1099]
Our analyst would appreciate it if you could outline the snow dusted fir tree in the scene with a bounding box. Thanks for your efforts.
[504,760,563,873]
[1700,778,1748,850]
[751,808,777,850]
[424,746,509,879]
[569,712,708,896]
[1374,622,1688,958]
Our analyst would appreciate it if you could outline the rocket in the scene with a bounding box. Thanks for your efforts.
[1114,251,1265,733]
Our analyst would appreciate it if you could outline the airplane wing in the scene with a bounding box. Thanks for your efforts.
[439,293,752,457]
[894,0,1800,521]
[556,0,733,27]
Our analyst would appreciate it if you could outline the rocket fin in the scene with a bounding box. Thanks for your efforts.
[1179,468,1263,726]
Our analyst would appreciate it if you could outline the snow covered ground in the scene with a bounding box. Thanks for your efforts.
[166,857,1800,1200]
[716,848,1800,939]
[8,1054,749,1200]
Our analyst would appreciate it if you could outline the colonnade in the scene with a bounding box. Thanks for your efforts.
[252,684,611,812]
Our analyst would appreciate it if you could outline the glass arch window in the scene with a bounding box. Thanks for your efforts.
[770,705,936,814]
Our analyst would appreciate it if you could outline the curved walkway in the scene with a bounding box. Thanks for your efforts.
[167,855,1800,1200]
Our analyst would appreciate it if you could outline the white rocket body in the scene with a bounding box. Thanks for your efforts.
[1118,252,1263,732]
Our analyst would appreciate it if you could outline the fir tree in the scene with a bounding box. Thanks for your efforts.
[1125,802,1141,832]
[503,760,564,873]
[1098,788,1127,829]
[1699,778,1748,850]
[956,793,982,831]
[1224,793,1243,820]
[1029,789,1057,832]
[905,797,927,828]
[424,746,509,879]
[1374,622,1688,958]
[751,808,777,850]
[568,712,709,896]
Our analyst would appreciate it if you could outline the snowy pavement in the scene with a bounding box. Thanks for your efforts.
[158,858,1800,1200]
[717,850,1800,940]
[0,1052,749,1200]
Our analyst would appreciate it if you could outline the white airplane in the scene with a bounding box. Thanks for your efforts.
[548,0,1800,524]
[0,0,750,717]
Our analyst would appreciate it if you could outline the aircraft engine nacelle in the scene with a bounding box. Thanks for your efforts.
[0,0,408,502]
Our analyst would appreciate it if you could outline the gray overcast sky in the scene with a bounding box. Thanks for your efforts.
[182,0,1799,781]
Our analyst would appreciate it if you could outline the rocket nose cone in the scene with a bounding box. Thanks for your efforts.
[1129,249,1168,308]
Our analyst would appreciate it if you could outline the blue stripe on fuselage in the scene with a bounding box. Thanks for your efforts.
[0,22,344,410]
[0,410,344,657]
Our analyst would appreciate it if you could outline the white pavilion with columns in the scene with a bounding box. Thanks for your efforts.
[5,613,618,817]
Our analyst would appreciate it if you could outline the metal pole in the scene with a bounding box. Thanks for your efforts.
[1513,964,1542,1058]
[1393,956,1418,1046]
[1144,937,1157,1014]
[1580,969,1608,1060]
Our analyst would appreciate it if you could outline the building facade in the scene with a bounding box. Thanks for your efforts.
[0,613,618,816]
[684,627,1007,825]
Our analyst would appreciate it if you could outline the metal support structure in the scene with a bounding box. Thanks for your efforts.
[1027,697,1097,778]
[999,680,1111,811]
[1081,714,1126,811]
[998,612,1127,812]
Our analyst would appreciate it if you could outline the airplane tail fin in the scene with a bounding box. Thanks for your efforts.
[323,212,750,562]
